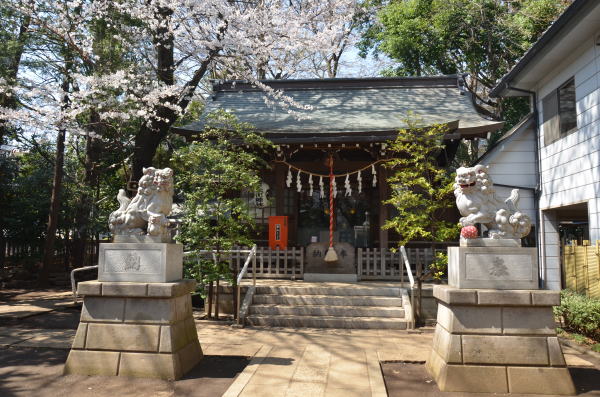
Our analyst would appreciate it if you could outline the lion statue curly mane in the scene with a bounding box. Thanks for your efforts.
[109,167,174,239]
[454,164,531,239]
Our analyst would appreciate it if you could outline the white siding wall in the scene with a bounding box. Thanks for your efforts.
[535,33,600,289]
[480,127,537,223]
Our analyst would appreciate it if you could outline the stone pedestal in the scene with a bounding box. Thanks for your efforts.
[448,246,538,290]
[304,241,358,281]
[98,242,183,282]
[426,285,575,395]
[64,279,202,380]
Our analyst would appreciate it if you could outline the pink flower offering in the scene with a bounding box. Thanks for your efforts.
[461,225,478,239]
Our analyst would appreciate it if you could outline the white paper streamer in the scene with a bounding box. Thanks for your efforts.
[296,170,302,192]
[372,164,377,187]
[357,170,362,194]
[319,176,325,198]
[286,166,292,188]
[344,174,351,197]
[309,174,313,196]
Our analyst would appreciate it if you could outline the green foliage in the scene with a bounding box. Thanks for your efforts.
[0,147,52,245]
[383,119,460,245]
[553,290,600,342]
[172,111,272,288]
[430,251,448,280]
[360,0,571,125]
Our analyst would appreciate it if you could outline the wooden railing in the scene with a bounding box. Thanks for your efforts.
[234,247,304,279]
[357,246,449,281]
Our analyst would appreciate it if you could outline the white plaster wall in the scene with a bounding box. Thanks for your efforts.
[535,32,600,290]
[536,35,600,213]
[479,128,537,222]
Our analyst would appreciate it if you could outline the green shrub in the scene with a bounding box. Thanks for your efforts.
[553,290,600,342]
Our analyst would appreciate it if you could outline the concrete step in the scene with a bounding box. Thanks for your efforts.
[252,294,403,307]
[255,286,402,297]
[248,304,405,318]
[246,314,409,329]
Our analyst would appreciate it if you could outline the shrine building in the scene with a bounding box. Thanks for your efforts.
[174,75,503,281]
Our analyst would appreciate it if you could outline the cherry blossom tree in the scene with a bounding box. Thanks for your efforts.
[0,0,358,281]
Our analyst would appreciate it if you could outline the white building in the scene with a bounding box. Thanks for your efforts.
[486,0,600,290]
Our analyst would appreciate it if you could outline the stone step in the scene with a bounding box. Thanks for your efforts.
[255,286,402,297]
[252,294,403,307]
[248,304,405,318]
[246,314,409,329]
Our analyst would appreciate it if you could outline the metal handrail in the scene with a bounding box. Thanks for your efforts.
[399,246,416,327]
[236,245,257,285]
[183,246,257,325]
[236,245,257,325]
[71,265,98,304]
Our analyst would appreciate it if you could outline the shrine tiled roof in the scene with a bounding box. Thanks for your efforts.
[175,75,503,139]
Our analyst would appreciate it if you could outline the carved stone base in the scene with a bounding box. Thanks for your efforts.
[64,280,202,380]
[448,246,538,290]
[304,242,356,274]
[426,286,575,395]
[98,243,183,283]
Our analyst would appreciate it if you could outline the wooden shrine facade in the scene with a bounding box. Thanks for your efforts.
[174,75,503,254]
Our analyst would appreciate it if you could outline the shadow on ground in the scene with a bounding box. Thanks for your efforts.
[0,345,249,397]
[382,362,600,397]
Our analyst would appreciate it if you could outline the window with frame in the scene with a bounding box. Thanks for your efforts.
[542,77,577,146]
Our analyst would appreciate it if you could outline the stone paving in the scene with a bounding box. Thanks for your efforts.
[1,289,599,397]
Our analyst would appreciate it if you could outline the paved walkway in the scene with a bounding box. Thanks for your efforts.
[1,289,599,397]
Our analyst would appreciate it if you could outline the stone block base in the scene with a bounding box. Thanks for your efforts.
[448,246,538,289]
[64,279,202,380]
[426,286,575,395]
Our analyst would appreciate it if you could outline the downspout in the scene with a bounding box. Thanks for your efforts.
[506,85,544,288]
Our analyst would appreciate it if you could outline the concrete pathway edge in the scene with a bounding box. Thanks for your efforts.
[222,345,273,397]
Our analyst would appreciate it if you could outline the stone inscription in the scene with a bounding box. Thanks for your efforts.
[465,254,533,281]
[305,242,355,274]
[104,249,161,274]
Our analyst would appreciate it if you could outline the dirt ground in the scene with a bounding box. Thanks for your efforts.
[0,290,249,397]
[382,362,600,397]
[0,345,249,397]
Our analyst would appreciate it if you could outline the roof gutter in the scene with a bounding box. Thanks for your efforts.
[506,85,544,289]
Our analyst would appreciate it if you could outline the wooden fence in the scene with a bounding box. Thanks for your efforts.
[191,244,452,281]
[562,241,600,298]
[358,246,448,281]
[1,239,102,270]
[190,247,304,280]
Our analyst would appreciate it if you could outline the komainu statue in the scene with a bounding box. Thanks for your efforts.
[454,164,531,239]
[109,167,174,239]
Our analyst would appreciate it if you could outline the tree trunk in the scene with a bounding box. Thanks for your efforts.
[72,131,102,268]
[130,126,168,183]
[207,281,213,319]
[38,127,66,287]
[215,279,220,320]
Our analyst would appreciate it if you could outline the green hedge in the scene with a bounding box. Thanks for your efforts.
[553,290,600,342]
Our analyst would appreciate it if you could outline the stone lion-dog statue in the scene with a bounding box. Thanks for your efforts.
[454,164,531,239]
[109,167,174,238]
